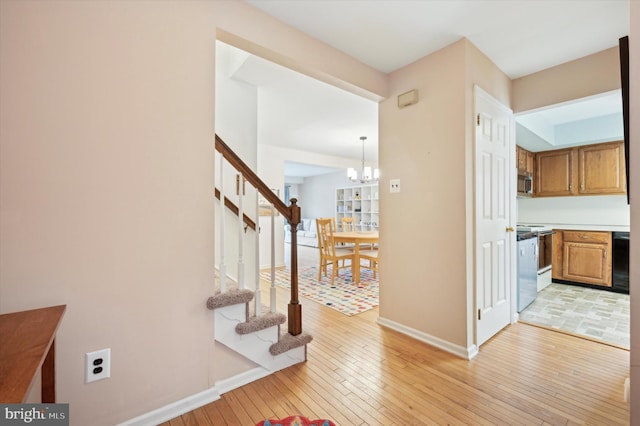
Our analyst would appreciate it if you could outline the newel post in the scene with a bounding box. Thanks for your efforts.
[288,198,302,335]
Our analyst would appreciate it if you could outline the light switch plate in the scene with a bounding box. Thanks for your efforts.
[390,179,400,193]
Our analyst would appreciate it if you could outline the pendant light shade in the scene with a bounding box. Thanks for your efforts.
[348,136,379,183]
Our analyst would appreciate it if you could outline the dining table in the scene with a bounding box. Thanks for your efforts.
[332,230,379,284]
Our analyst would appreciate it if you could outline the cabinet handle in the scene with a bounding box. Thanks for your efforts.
[580,182,585,191]
[569,184,573,191]
[604,250,607,258]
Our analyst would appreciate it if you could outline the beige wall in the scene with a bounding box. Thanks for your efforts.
[0,2,217,424]
[512,47,620,114]
[378,39,511,351]
[0,1,386,425]
[379,40,468,347]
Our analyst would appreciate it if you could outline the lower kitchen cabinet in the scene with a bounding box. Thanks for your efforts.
[552,230,612,287]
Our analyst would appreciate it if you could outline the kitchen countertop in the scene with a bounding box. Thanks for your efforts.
[518,223,630,233]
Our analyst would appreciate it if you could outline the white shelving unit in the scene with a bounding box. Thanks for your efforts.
[336,183,379,231]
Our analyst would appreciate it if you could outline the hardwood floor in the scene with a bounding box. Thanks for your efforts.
[163,245,630,425]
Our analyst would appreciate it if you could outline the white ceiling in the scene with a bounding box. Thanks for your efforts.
[232,1,629,174]
[515,90,624,152]
[246,0,628,78]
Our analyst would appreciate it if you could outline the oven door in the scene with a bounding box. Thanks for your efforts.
[537,231,553,273]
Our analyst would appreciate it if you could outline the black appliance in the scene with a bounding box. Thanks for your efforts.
[612,232,629,294]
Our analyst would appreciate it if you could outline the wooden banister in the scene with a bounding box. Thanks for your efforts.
[215,135,292,220]
[215,134,302,335]
[214,188,256,231]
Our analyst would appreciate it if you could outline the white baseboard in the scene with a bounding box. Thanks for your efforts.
[116,367,272,426]
[377,316,478,360]
[116,387,220,426]
[215,366,271,395]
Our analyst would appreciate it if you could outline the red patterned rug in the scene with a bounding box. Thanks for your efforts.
[260,265,378,316]
[256,415,336,426]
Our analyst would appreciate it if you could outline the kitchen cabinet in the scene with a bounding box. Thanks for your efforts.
[534,141,625,197]
[552,230,612,287]
[516,145,534,175]
[535,148,575,197]
[577,141,626,194]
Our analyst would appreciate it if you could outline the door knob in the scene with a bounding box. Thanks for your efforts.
[506,227,514,232]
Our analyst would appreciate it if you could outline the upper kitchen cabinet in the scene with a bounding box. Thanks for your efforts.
[516,145,526,172]
[535,148,575,197]
[517,145,535,196]
[577,141,626,195]
[534,141,626,197]
[516,145,534,175]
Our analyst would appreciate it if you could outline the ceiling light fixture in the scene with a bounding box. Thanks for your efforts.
[347,136,379,183]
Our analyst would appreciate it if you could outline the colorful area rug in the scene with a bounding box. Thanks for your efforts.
[256,415,336,426]
[260,265,378,316]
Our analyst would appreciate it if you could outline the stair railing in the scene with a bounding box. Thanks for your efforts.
[214,134,302,335]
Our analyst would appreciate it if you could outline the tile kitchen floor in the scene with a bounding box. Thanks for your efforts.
[519,283,630,349]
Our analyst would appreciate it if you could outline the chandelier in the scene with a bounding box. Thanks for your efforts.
[347,136,379,183]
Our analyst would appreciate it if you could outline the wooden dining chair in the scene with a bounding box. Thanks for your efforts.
[336,217,355,249]
[359,249,379,279]
[340,217,355,232]
[316,218,354,285]
[341,217,375,250]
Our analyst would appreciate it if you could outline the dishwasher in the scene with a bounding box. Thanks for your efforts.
[612,231,630,294]
[517,233,538,312]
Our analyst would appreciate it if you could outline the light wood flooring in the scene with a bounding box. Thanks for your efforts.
[163,245,630,425]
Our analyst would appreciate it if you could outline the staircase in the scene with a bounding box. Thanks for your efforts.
[207,288,312,372]
[208,134,312,378]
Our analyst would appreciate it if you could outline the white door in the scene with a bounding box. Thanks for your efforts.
[475,86,514,346]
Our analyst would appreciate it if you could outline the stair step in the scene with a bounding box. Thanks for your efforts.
[236,312,286,335]
[269,332,313,356]
[207,288,254,310]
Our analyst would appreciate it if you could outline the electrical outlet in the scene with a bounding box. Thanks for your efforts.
[86,348,111,383]
[390,179,401,193]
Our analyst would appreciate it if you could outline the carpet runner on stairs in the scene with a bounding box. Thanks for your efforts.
[206,286,312,363]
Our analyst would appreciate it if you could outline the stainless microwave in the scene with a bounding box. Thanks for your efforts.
[517,172,533,196]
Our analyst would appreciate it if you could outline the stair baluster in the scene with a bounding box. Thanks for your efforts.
[270,204,276,314]
[253,190,261,317]
[237,172,244,290]
[218,152,227,293]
